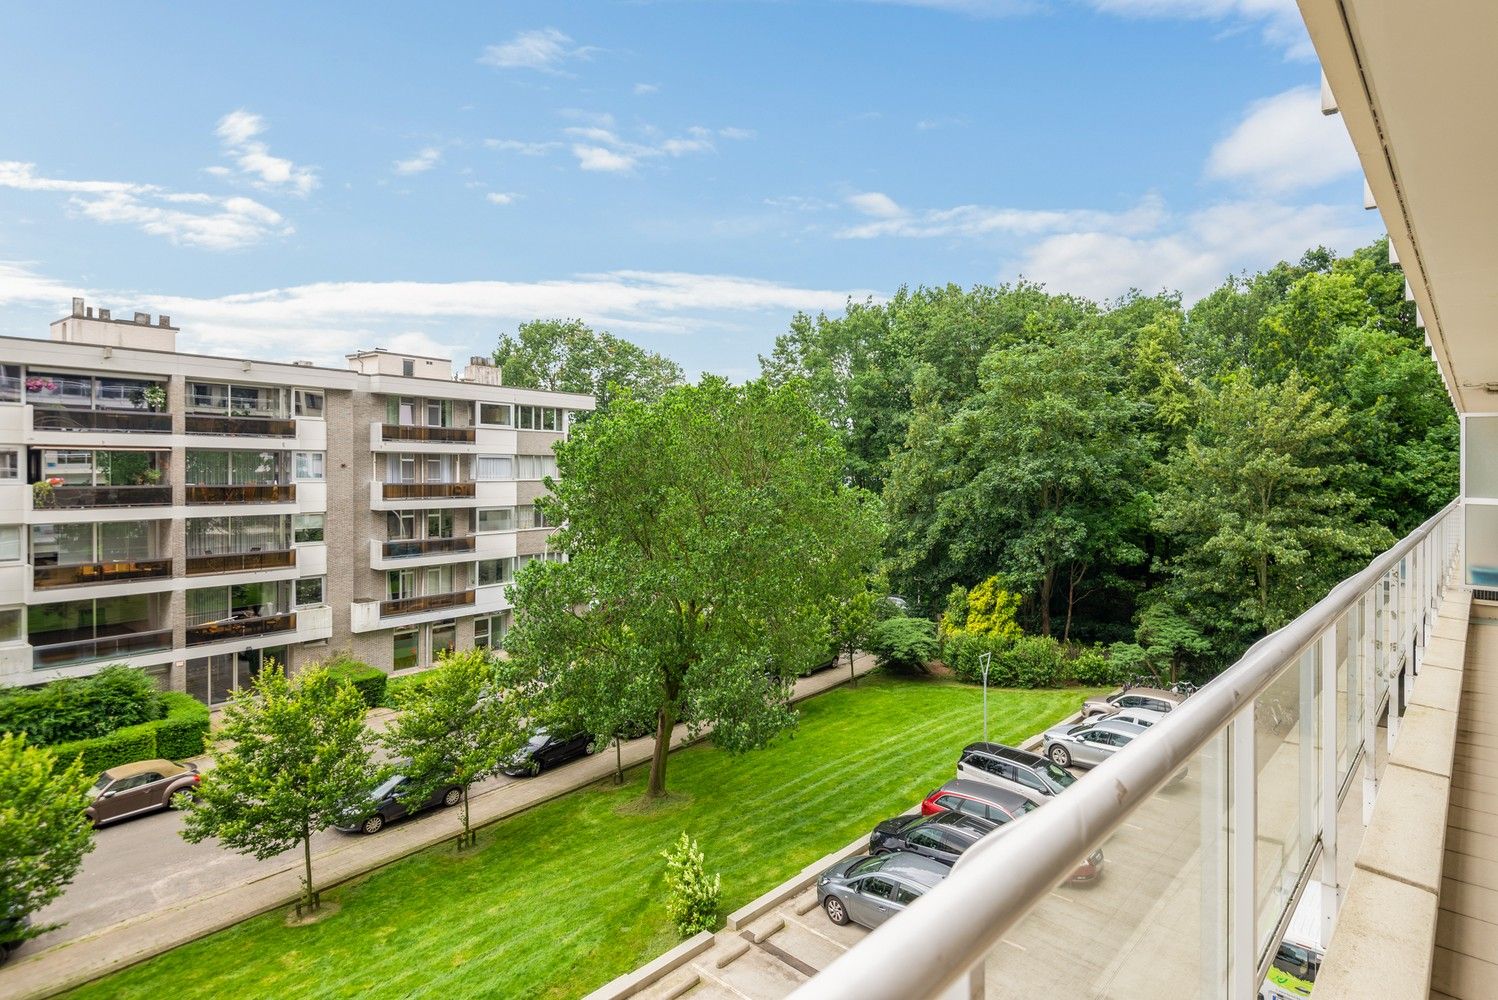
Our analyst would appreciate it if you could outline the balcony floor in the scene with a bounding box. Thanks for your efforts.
[1433,611,1498,999]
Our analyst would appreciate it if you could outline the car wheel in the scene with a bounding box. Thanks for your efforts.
[442,788,462,808]
[1049,745,1072,768]
[824,895,849,926]
[361,814,385,835]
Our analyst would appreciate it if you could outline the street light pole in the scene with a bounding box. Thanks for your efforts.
[979,651,992,743]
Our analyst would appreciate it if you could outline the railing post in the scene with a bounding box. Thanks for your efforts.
[1229,708,1257,999]
[1361,591,1377,826]
[1385,572,1401,750]
[936,965,983,1000]
[1320,625,1341,944]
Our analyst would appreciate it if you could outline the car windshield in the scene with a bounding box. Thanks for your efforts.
[1067,723,1090,737]
[371,775,405,799]
[1040,761,1077,787]
[847,855,889,877]
[90,774,113,794]
[525,731,550,751]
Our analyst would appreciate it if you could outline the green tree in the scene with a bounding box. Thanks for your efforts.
[0,733,94,950]
[181,663,376,912]
[504,378,882,798]
[492,319,684,412]
[826,586,880,688]
[381,650,530,847]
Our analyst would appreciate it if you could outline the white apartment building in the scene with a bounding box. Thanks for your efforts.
[0,298,592,704]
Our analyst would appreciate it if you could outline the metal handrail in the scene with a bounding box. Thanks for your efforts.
[794,498,1459,999]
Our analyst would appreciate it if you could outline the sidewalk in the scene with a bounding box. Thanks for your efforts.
[0,656,878,1000]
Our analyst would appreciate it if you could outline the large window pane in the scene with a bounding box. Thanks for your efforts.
[393,628,418,669]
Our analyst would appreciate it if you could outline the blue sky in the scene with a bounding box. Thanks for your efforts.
[0,1,1376,378]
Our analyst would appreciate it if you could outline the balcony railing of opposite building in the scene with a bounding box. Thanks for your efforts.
[31,407,171,434]
[382,535,477,558]
[185,549,297,575]
[185,413,297,438]
[32,558,173,589]
[38,485,172,509]
[31,628,174,669]
[380,482,476,500]
[380,423,476,444]
[380,589,476,618]
[186,612,297,646]
[185,484,297,504]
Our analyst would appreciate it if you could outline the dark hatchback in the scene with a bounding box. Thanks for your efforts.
[869,811,996,866]
[503,729,592,777]
[336,773,462,835]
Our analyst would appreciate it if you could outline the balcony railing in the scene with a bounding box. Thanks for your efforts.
[186,612,297,646]
[185,484,297,504]
[381,482,476,500]
[31,407,171,433]
[38,485,172,509]
[185,549,296,575]
[382,536,477,558]
[381,423,476,444]
[796,499,1463,1000]
[31,628,173,669]
[32,558,173,589]
[185,413,296,437]
[380,589,476,618]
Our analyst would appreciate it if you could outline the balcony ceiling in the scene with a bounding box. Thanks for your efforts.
[1302,0,1498,413]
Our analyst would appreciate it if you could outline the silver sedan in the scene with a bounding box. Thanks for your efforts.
[1042,718,1147,769]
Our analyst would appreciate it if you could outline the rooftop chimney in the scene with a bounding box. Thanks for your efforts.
[133,312,149,325]
[72,297,85,318]
[98,308,111,321]
[158,315,171,328]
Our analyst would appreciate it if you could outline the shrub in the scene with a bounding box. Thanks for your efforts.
[0,666,162,745]
[1067,645,1128,687]
[322,654,387,709]
[940,576,1023,641]
[152,693,212,760]
[379,669,441,708]
[1106,642,1153,683]
[941,631,1015,684]
[1000,635,1067,688]
[661,833,721,937]
[868,617,938,674]
[44,693,210,776]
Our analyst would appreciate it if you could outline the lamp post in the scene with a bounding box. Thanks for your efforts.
[979,651,992,742]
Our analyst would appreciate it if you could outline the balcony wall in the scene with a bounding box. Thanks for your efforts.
[185,414,296,438]
[382,535,476,559]
[32,558,173,589]
[31,628,173,669]
[38,485,172,509]
[379,589,475,618]
[185,549,297,576]
[32,407,171,434]
[186,612,297,647]
[380,423,476,444]
[185,484,296,504]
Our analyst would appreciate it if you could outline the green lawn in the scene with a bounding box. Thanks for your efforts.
[68,674,1097,1000]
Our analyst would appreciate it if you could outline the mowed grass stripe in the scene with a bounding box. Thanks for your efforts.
[65,675,1096,1000]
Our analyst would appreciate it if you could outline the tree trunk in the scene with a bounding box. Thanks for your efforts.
[1039,568,1055,637]
[614,737,624,785]
[647,701,675,798]
[301,819,315,910]
[461,785,472,847]
[847,644,857,687]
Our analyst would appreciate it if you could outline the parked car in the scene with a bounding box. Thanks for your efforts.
[1042,718,1148,769]
[816,851,948,929]
[335,771,463,835]
[955,742,1078,805]
[0,915,29,966]
[869,810,997,864]
[85,759,200,826]
[1102,706,1168,729]
[1081,687,1184,719]
[920,778,1038,824]
[503,729,592,777]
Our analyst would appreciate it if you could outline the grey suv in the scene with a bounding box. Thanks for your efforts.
[955,742,1077,805]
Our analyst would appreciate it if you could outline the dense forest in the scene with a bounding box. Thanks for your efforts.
[758,237,1457,680]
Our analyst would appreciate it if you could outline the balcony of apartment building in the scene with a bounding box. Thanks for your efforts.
[351,562,478,632]
[185,580,296,647]
[373,395,476,451]
[28,520,172,593]
[184,514,297,577]
[369,508,477,569]
[184,380,296,438]
[371,451,476,507]
[27,592,172,670]
[184,449,297,506]
[27,448,171,514]
[7,367,173,437]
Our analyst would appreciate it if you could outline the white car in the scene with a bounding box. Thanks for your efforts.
[1041,718,1147,769]
[1105,706,1168,729]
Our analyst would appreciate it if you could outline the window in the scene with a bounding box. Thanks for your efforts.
[387,453,418,483]
[515,455,558,480]
[516,505,554,530]
[393,627,418,669]
[860,877,895,900]
[0,451,16,480]
[402,359,415,377]
[0,526,19,562]
[0,608,19,644]
[479,402,512,426]
[425,399,452,427]
[907,829,942,850]
[1014,768,1048,793]
[295,577,325,606]
[387,511,417,540]
[477,507,514,533]
[186,515,290,556]
[474,613,509,650]
[388,570,417,601]
[426,511,453,539]
[476,557,515,587]
[0,364,19,403]
[185,581,289,625]
[474,455,513,480]
[293,514,325,544]
[431,620,456,659]
[516,405,560,431]
[293,452,324,480]
[293,390,324,418]
[893,885,921,905]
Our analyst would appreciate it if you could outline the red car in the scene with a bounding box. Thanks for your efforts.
[921,778,1103,883]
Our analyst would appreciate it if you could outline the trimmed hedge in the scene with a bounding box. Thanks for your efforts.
[0,665,162,744]
[48,693,210,776]
[325,659,388,709]
[379,669,440,709]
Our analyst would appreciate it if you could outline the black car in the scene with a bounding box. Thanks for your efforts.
[868,811,996,866]
[336,773,462,835]
[503,729,592,777]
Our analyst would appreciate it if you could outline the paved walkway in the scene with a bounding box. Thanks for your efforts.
[0,656,876,1000]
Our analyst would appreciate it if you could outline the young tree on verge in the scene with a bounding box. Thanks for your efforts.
[505,377,883,798]
[382,649,531,847]
[0,734,94,953]
[181,663,376,912]
[492,319,684,413]
[826,587,880,688]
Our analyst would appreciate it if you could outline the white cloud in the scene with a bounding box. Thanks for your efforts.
[479,28,596,73]
[0,160,290,250]
[573,145,637,173]
[633,82,660,95]
[214,110,318,196]
[836,191,1167,239]
[661,137,714,156]
[0,260,76,307]
[846,191,905,218]
[393,147,443,175]
[484,138,562,156]
[485,192,519,205]
[1205,85,1360,194]
[855,0,1040,14]
[1083,0,1311,58]
[718,127,757,140]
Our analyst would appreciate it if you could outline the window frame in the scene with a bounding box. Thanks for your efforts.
[293,451,325,481]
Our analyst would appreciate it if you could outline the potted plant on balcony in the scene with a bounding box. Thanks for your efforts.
[132,384,167,412]
[132,468,163,486]
[31,478,62,509]
[23,376,57,396]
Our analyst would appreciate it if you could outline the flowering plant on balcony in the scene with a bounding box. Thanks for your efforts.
[24,376,57,394]
[32,480,58,509]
